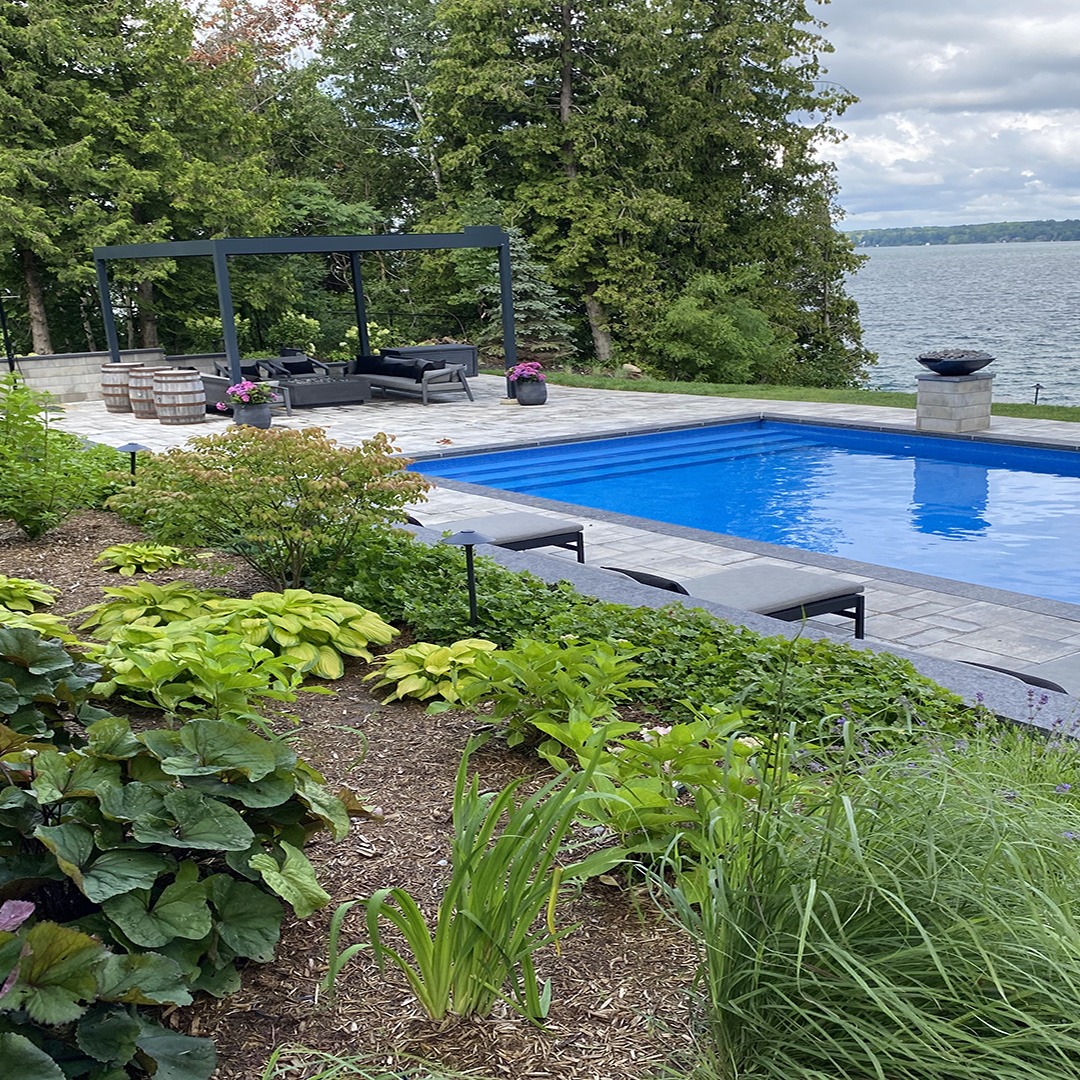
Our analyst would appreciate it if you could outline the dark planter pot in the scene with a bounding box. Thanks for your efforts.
[233,403,272,428]
[916,350,995,376]
[515,380,548,406]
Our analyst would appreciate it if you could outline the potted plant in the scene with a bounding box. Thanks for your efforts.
[215,380,280,428]
[508,361,547,406]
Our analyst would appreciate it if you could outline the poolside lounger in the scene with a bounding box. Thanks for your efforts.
[604,564,866,638]
[407,511,585,562]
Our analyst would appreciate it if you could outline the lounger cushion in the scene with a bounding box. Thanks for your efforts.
[429,511,583,546]
[684,566,864,613]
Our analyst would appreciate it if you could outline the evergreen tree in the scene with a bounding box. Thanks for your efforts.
[421,0,869,385]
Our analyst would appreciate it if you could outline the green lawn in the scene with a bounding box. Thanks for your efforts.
[491,370,1080,423]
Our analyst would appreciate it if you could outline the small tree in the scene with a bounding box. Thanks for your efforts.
[108,427,430,587]
[651,271,794,384]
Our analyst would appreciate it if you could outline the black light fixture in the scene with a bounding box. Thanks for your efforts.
[1034,383,1044,406]
[440,529,492,625]
[116,441,151,476]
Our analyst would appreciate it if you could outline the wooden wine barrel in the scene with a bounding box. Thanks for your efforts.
[100,362,146,414]
[127,366,163,418]
[152,368,206,425]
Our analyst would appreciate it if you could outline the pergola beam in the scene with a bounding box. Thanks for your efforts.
[93,227,517,383]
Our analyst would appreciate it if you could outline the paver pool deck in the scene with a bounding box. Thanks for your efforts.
[52,374,1080,698]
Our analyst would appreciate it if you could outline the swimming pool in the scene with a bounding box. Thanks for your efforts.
[415,420,1080,605]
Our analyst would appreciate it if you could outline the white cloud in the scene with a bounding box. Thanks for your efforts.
[817,0,1080,226]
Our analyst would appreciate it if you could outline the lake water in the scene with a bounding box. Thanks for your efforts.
[845,241,1080,406]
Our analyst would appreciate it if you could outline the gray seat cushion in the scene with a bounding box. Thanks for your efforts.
[431,511,583,545]
[685,566,864,613]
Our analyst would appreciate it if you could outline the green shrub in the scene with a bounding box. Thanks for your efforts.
[0,625,109,740]
[77,580,224,637]
[450,637,650,749]
[108,427,430,588]
[0,629,353,1078]
[317,531,975,739]
[658,725,1080,1079]
[0,373,124,538]
[88,620,306,726]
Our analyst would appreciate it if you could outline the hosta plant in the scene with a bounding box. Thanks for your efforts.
[94,542,195,576]
[77,579,223,637]
[0,609,77,645]
[204,590,397,680]
[0,575,59,612]
[88,620,308,726]
[365,638,498,703]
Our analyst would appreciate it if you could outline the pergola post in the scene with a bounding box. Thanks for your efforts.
[212,248,242,384]
[497,234,517,394]
[349,252,370,355]
[94,257,123,364]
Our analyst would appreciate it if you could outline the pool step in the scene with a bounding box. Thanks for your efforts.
[423,427,821,489]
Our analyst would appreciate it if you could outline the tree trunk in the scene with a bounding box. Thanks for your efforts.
[584,293,613,363]
[19,248,52,355]
[559,2,577,178]
[137,278,159,347]
[79,295,98,352]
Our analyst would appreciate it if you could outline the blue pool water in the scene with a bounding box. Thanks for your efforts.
[415,421,1080,605]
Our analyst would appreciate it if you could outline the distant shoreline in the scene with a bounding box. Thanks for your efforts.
[845,219,1080,248]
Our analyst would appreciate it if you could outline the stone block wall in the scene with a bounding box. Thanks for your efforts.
[13,350,225,402]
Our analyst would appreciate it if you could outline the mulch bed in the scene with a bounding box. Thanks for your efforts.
[1,512,699,1079]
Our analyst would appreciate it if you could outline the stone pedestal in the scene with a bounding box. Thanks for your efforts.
[915,372,993,433]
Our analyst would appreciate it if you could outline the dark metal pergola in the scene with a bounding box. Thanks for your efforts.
[92,226,517,382]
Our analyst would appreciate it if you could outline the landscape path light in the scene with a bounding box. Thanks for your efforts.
[116,442,151,476]
[439,529,492,626]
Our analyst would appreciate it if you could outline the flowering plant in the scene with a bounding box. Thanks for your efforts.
[215,380,279,410]
[507,361,545,383]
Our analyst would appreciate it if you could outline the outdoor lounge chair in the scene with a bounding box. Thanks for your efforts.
[407,511,585,562]
[604,564,866,638]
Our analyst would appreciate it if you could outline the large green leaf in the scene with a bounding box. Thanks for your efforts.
[96,780,168,824]
[1,921,103,1025]
[81,851,173,904]
[101,863,211,948]
[248,841,330,918]
[137,728,184,762]
[85,717,143,760]
[76,1004,141,1065]
[34,823,94,884]
[182,768,296,808]
[134,1015,216,1080]
[132,790,254,851]
[30,751,120,803]
[154,719,281,782]
[205,874,282,963]
[0,1033,65,1079]
[293,773,350,840]
[98,951,194,1006]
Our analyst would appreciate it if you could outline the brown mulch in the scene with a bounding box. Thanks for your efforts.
[0,513,699,1080]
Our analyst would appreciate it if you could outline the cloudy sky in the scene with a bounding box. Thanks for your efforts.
[815,0,1080,229]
